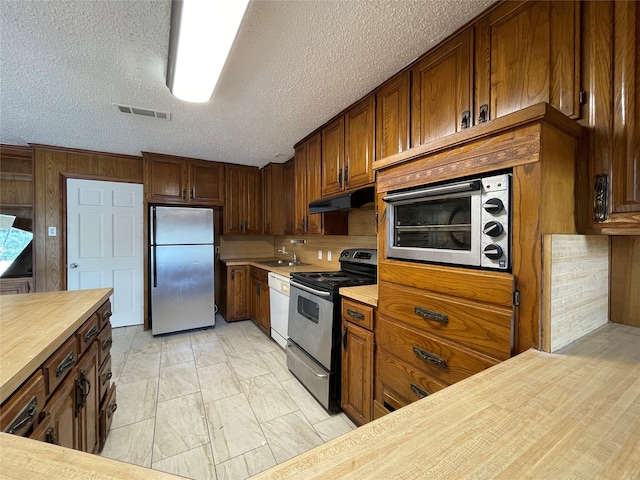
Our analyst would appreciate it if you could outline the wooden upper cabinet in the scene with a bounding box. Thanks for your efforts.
[282,158,296,234]
[189,160,224,205]
[294,134,324,235]
[144,152,224,206]
[223,164,262,235]
[375,71,410,162]
[579,0,640,233]
[345,96,375,189]
[474,0,580,122]
[322,96,375,196]
[321,117,344,196]
[411,29,473,147]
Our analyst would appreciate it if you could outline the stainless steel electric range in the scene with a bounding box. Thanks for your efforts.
[286,248,377,412]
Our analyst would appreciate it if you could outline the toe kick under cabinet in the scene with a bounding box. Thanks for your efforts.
[0,293,115,454]
[375,263,514,417]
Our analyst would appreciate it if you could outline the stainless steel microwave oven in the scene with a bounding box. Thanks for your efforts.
[383,173,511,270]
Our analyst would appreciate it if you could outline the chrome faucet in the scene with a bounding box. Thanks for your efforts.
[278,246,297,263]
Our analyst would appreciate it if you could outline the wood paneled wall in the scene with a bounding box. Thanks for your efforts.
[610,237,640,327]
[32,145,143,292]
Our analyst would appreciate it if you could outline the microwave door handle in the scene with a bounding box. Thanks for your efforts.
[290,280,332,297]
[382,180,482,203]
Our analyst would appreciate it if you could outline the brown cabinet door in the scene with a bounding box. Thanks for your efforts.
[259,279,270,334]
[305,132,323,234]
[224,165,245,234]
[411,28,472,146]
[262,165,273,234]
[144,153,186,203]
[226,266,249,321]
[294,143,308,234]
[189,160,224,206]
[375,71,410,162]
[474,0,580,122]
[611,0,640,217]
[244,167,263,235]
[76,341,99,453]
[344,96,375,189]
[44,372,77,450]
[250,275,260,329]
[322,117,345,196]
[341,320,374,426]
[282,158,296,234]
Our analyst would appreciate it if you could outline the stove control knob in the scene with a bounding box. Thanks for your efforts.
[483,244,504,260]
[483,198,504,214]
[483,221,504,237]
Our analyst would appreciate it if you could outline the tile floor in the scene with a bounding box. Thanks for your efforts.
[100,315,356,480]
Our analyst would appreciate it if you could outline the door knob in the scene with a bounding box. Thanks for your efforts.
[70,263,78,269]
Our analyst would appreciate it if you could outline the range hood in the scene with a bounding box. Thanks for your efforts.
[308,186,375,214]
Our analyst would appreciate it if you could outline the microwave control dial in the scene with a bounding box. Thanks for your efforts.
[483,244,504,259]
[483,198,504,214]
[483,220,504,237]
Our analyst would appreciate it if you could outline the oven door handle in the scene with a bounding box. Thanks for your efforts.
[382,180,481,203]
[290,280,332,297]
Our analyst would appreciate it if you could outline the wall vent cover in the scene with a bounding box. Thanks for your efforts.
[115,104,171,121]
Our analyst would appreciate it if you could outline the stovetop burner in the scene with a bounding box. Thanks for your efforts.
[290,248,377,291]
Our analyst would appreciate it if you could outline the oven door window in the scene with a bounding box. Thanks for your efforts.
[394,196,472,251]
[297,296,320,324]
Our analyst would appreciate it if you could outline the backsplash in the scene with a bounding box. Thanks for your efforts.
[543,234,609,352]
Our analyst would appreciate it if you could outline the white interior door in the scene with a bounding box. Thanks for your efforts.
[67,179,144,327]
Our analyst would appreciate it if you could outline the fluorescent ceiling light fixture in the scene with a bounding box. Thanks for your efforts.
[166,0,250,103]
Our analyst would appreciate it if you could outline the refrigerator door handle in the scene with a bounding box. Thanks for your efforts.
[152,245,158,288]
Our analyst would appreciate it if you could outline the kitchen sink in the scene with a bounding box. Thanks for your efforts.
[258,260,309,267]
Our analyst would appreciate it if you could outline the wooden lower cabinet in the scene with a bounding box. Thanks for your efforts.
[341,298,375,426]
[249,267,270,335]
[0,277,33,295]
[223,265,249,321]
[0,299,115,455]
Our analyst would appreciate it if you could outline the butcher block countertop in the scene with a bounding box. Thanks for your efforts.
[253,323,640,479]
[339,284,378,307]
[0,288,113,403]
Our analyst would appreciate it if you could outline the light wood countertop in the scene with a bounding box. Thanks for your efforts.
[0,288,113,403]
[339,284,378,307]
[222,258,331,277]
[252,323,640,479]
[0,432,184,479]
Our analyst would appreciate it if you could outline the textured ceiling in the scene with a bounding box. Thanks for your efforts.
[0,0,495,167]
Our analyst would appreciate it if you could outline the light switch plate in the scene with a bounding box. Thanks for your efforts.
[48,226,57,236]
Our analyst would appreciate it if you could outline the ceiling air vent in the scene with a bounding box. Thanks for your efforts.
[115,104,171,121]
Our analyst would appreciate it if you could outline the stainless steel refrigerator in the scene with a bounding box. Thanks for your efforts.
[150,206,215,335]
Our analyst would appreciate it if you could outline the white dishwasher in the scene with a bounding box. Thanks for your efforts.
[268,272,290,349]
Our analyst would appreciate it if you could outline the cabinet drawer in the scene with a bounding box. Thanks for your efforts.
[373,399,391,420]
[76,313,100,356]
[376,349,447,407]
[42,336,78,396]
[0,372,46,436]
[97,300,113,330]
[377,316,498,386]
[98,355,112,406]
[97,322,112,368]
[342,298,374,330]
[99,383,117,452]
[379,281,512,360]
[29,414,55,444]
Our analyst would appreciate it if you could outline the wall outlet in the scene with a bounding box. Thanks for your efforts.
[327,250,332,261]
[317,250,322,260]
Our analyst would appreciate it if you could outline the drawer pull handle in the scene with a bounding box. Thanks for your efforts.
[414,306,448,324]
[103,310,113,321]
[4,396,38,434]
[108,402,118,418]
[343,325,348,350]
[103,371,113,384]
[84,324,99,343]
[102,336,113,350]
[45,427,60,445]
[410,384,429,399]
[56,351,76,377]
[346,309,365,320]
[413,346,448,368]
